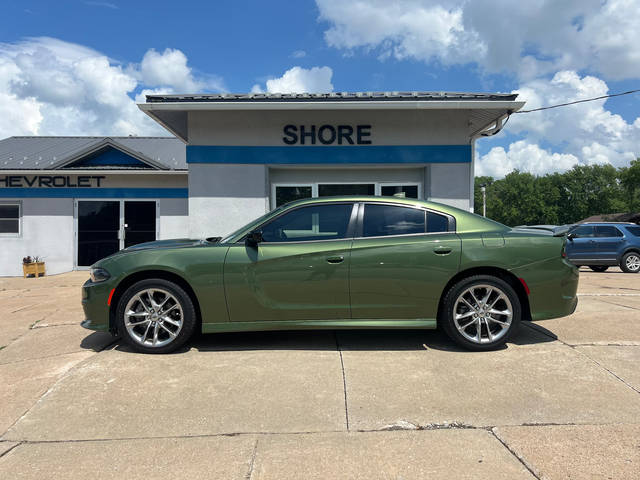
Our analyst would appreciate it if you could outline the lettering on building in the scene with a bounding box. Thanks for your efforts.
[0,175,106,188]
[282,125,372,145]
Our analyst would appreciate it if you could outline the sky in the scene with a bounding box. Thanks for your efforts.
[0,0,639,178]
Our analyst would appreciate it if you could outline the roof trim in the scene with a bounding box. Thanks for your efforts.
[52,138,168,170]
[139,100,524,112]
[146,91,519,103]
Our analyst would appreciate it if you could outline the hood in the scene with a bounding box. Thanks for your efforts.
[122,238,211,252]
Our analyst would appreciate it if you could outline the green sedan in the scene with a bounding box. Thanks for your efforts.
[81,196,578,353]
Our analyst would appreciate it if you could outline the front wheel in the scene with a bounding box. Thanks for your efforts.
[116,279,197,354]
[440,275,521,351]
[588,265,609,272]
[621,252,640,273]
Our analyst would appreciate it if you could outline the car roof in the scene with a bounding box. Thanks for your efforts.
[579,222,638,226]
[281,195,467,217]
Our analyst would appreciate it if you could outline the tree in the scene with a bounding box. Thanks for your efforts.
[620,159,640,211]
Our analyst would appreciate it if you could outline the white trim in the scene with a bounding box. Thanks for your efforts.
[0,170,187,175]
[270,181,423,210]
[0,200,22,237]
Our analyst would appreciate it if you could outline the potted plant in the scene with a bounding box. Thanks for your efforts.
[22,256,46,278]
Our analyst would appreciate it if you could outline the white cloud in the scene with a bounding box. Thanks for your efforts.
[316,0,640,80]
[477,141,579,178]
[137,48,223,93]
[291,50,307,58]
[478,71,640,177]
[0,37,223,138]
[253,66,334,94]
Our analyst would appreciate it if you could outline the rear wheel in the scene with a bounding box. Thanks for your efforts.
[621,252,640,273]
[440,275,521,351]
[588,265,609,272]
[116,279,196,354]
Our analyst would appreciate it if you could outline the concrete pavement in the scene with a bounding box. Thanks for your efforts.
[0,267,639,479]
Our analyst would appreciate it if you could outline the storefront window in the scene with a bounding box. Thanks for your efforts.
[0,203,20,235]
[318,184,374,196]
[275,185,312,208]
[380,185,418,198]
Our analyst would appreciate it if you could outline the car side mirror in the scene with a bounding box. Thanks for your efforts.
[245,229,263,247]
[567,233,575,241]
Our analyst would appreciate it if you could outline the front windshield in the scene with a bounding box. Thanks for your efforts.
[219,205,286,243]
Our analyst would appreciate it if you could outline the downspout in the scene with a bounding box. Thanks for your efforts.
[469,111,512,213]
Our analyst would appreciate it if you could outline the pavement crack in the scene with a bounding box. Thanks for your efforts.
[334,332,350,431]
[245,438,258,480]
[574,349,640,395]
[0,441,22,459]
[490,428,542,480]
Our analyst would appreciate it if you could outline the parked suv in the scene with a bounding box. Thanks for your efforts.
[566,223,640,273]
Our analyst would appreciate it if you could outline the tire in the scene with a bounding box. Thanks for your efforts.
[440,275,521,351]
[588,265,609,272]
[620,252,640,274]
[116,279,197,354]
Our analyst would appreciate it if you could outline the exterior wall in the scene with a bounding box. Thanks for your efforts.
[0,172,189,276]
[188,109,471,145]
[159,198,189,239]
[0,198,74,277]
[427,163,472,210]
[188,164,268,238]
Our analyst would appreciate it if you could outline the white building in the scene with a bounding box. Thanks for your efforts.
[0,91,523,276]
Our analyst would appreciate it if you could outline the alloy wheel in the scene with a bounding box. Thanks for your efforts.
[453,284,513,344]
[124,288,184,348]
[626,254,640,272]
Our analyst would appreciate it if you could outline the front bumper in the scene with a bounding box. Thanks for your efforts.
[81,279,114,332]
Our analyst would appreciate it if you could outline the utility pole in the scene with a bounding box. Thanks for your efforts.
[480,185,487,217]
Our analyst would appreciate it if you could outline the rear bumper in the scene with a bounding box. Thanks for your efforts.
[512,257,579,321]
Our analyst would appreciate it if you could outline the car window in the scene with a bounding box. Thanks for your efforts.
[570,225,595,238]
[363,204,426,237]
[626,226,640,237]
[260,204,353,242]
[596,225,623,237]
[427,211,450,233]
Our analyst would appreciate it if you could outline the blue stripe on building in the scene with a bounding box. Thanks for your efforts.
[0,188,188,198]
[186,145,471,164]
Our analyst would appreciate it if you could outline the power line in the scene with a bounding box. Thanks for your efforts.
[515,88,640,114]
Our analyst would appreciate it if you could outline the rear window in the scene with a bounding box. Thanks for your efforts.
[625,226,640,236]
[596,226,623,237]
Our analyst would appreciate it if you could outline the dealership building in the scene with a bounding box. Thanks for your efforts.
[0,92,523,276]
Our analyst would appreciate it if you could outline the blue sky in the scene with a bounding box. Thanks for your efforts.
[1,0,639,177]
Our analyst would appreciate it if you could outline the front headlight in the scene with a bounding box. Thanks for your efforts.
[90,267,111,283]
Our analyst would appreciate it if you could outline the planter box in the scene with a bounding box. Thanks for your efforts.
[23,262,45,278]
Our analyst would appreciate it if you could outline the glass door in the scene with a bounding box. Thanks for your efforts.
[77,201,120,267]
[124,201,156,248]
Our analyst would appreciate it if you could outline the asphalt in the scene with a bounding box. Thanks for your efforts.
[0,267,639,479]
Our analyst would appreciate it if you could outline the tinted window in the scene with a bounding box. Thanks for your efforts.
[380,185,418,198]
[363,204,425,237]
[570,225,594,238]
[318,184,374,196]
[0,204,20,234]
[275,186,312,208]
[261,204,353,242]
[596,225,623,237]
[626,226,640,237]
[427,211,450,233]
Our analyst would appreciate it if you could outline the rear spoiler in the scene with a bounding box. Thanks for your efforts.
[511,225,570,237]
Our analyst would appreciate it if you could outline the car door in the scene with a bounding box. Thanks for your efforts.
[349,203,461,320]
[224,202,356,322]
[595,225,624,260]
[566,225,597,260]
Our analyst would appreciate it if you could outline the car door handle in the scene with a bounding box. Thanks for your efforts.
[326,255,344,264]
[433,247,452,255]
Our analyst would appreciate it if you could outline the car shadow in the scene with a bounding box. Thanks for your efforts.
[80,331,118,352]
[103,321,558,355]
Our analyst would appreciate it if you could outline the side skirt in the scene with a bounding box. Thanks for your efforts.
[202,319,437,334]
